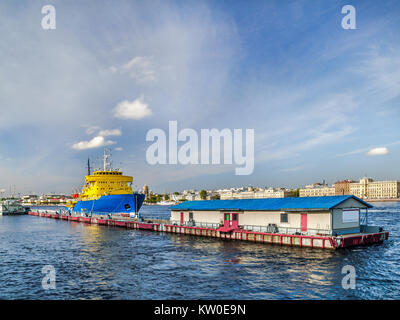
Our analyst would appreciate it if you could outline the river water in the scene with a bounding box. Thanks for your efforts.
[0,202,399,300]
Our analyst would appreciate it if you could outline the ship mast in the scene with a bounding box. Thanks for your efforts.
[103,148,112,171]
[87,158,91,176]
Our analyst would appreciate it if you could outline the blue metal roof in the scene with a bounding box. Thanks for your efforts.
[170,195,373,211]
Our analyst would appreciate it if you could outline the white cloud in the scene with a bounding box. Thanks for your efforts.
[72,136,116,150]
[85,126,100,135]
[337,141,400,157]
[122,56,156,83]
[98,129,122,136]
[113,97,153,120]
[115,147,123,151]
[367,147,389,156]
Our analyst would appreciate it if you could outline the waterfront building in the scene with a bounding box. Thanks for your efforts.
[169,193,182,202]
[334,180,354,195]
[170,195,373,236]
[237,190,256,199]
[220,187,291,200]
[301,177,400,199]
[20,195,38,205]
[34,194,68,205]
[349,177,400,199]
[299,184,335,197]
[219,191,235,200]
[205,191,219,200]
[194,194,202,201]
[254,188,291,198]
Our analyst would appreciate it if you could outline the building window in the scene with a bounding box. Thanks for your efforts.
[280,213,288,223]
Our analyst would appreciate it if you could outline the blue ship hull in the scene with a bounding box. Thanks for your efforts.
[73,193,145,215]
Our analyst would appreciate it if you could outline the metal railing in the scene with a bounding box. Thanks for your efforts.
[139,214,171,221]
[35,209,64,214]
[169,220,220,229]
[168,220,331,236]
[241,224,331,235]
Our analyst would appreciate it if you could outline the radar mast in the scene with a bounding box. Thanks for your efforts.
[103,148,112,171]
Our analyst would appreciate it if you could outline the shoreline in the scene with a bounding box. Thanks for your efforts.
[365,198,400,202]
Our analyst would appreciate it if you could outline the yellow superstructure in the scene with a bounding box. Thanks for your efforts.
[80,170,133,200]
[66,149,136,209]
[66,170,133,208]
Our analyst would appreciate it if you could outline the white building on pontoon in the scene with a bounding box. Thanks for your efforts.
[170,195,377,236]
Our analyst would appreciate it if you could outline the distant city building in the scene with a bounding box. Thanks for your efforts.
[220,187,291,200]
[255,188,292,199]
[219,191,235,200]
[143,185,150,200]
[20,194,68,205]
[349,177,400,199]
[334,180,354,195]
[300,177,400,199]
[299,183,335,197]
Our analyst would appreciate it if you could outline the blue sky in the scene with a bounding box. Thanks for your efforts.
[0,0,400,195]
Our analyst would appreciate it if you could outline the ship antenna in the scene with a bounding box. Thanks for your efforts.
[103,148,112,171]
[87,157,91,175]
[103,149,106,171]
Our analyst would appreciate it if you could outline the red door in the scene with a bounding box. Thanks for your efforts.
[180,212,184,225]
[301,214,307,232]
[224,213,230,228]
[231,213,239,228]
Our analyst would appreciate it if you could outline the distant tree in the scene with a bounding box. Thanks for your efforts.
[173,192,179,195]
[288,188,300,197]
[200,190,207,200]
[164,194,170,201]
[211,194,220,200]
[147,194,162,203]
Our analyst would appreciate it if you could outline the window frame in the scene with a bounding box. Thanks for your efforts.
[280,212,288,223]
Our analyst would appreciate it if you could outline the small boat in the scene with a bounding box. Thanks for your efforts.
[0,200,28,215]
[157,201,177,206]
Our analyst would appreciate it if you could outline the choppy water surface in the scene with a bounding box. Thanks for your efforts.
[0,203,399,299]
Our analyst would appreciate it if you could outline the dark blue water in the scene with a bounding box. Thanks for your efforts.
[0,203,399,299]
